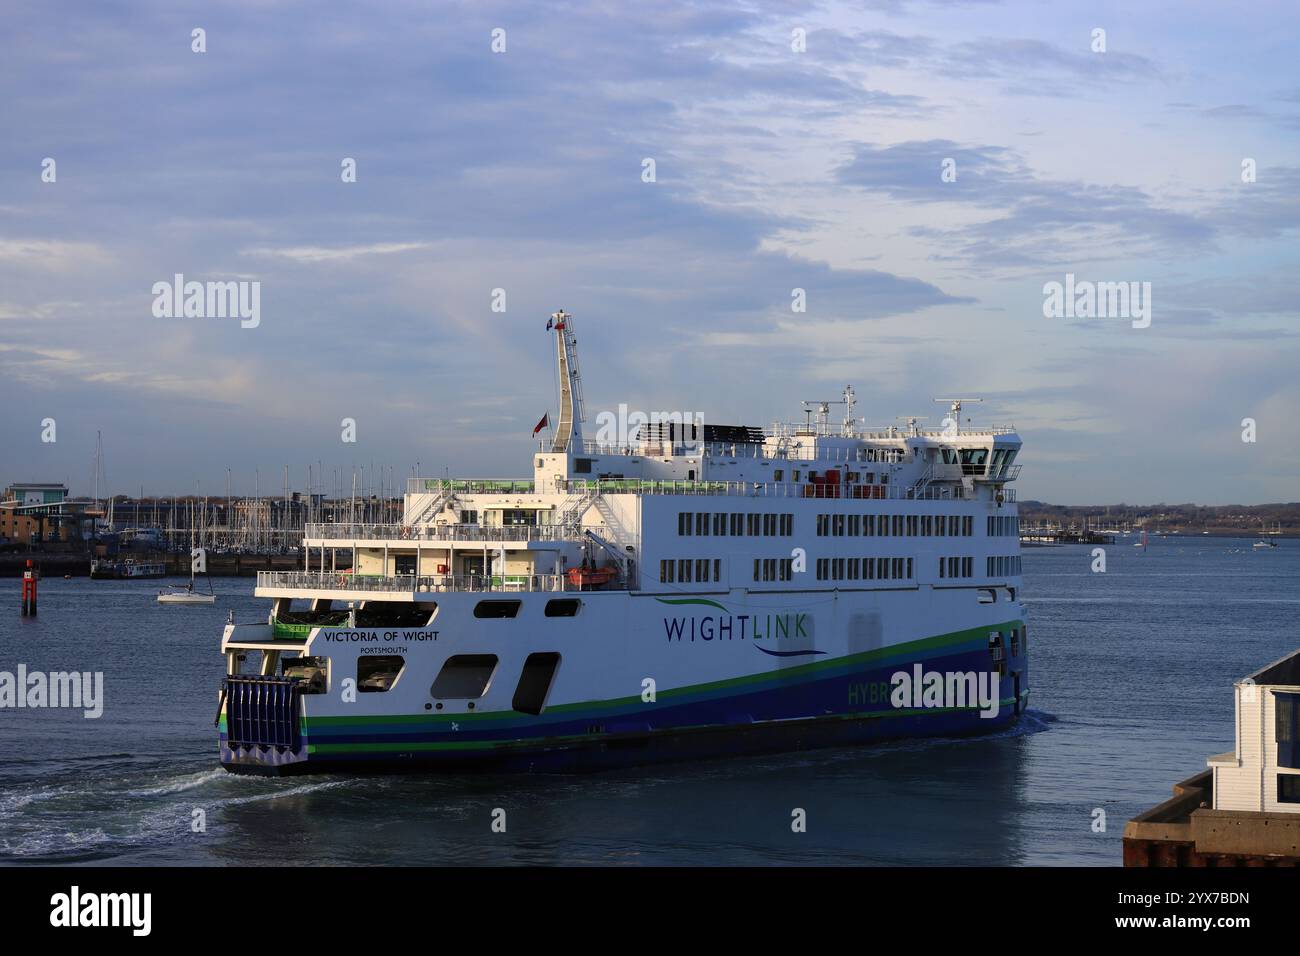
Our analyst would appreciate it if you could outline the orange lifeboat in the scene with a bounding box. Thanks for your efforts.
[566,565,617,589]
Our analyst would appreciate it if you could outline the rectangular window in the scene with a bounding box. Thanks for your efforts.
[879,515,889,538]
[833,557,845,580]
[697,558,709,582]
[817,514,829,536]
[1279,774,1300,804]
[660,559,670,583]
[774,469,784,481]
[430,654,497,699]
[696,512,708,536]
[754,558,762,582]
[893,516,904,536]
[714,512,726,536]
[906,557,913,579]
[764,513,777,536]
[731,513,743,536]
[747,513,760,536]
[833,514,845,537]
[907,515,918,537]
[1278,693,1299,769]
[512,652,561,715]
[679,512,691,536]
[713,558,721,582]
[781,514,793,536]
[357,654,406,693]
[679,559,691,583]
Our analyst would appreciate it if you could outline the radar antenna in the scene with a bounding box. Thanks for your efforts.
[933,398,982,435]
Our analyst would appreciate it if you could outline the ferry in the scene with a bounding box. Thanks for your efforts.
[217,311,1029,774]
[90,557,167,579]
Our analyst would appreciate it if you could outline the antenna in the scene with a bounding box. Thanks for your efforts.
[801,395,847,434]
[894,415,928,437]
[934,398,983,433]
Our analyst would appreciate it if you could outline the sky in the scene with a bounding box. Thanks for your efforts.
[2,0,1298,505]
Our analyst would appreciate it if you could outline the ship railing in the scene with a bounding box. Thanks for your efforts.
[304,522,579,542]
[256,570,601,594]
[767,423,1018,440]
[406,478,535,495]
[560,478,1006,500]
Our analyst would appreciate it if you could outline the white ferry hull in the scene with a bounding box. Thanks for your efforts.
[219,587,1028,774]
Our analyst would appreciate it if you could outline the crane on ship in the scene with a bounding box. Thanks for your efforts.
[549,309,586,454]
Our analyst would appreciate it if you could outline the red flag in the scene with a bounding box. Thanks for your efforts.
[532,413,549,436]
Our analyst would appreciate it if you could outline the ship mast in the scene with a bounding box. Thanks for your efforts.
[550,309,585,454]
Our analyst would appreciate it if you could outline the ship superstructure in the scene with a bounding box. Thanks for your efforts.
[218,311,1028,773]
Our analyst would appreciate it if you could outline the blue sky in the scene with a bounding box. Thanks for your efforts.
[3,0,1298,504]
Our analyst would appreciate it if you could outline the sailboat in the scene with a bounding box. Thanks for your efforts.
[1254,520,1280,549]
[158,543,216,604]
[1134,529,1149,549]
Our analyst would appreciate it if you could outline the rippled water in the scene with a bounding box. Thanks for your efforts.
[1,538,1295,865]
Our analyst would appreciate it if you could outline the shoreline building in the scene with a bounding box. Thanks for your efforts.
[1125,648,1300,866]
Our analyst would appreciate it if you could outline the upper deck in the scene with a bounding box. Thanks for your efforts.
[260,312,1025,603]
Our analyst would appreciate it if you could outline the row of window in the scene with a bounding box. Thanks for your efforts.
[987,515,1019,536]
[754,558,795,582]
[677,512,795,537]
[939,556,975,579]
[657,555,1021,585]
[817,513,974,538]
[987,555,1022,577]
[659,558,724,584]
[816,556,914,582]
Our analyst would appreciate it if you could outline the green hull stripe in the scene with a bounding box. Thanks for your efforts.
[219,618,1022,737]
[303,696,1021,755]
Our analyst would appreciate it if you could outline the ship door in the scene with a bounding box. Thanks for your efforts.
[462,555,497,579]
[1013,672,1021,716]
